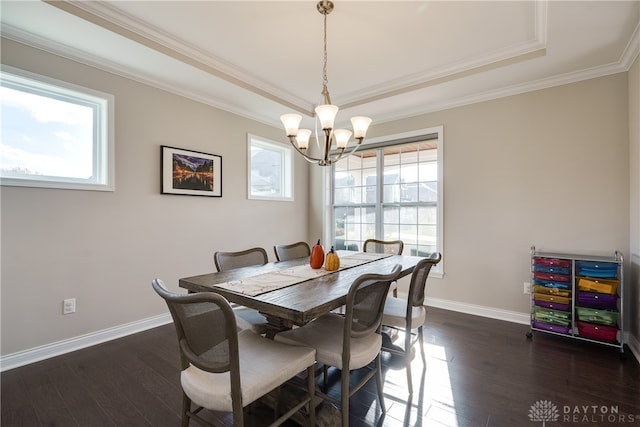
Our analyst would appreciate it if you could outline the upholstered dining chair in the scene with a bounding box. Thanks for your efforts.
[273,241,310,262]
[213,247,269,334]
[363,239,404,256]
[151,279,316,427]
[214,247,268,272]
[363,238,404,297]
[381,252,441,394]
[274,265,402,427]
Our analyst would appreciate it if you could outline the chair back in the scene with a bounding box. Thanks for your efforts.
[214,247,268,272]
[151,279,240,378]
[345,264,402,339]
[274,241,310,262]
[408,252,442,307]
[363,239,404,256]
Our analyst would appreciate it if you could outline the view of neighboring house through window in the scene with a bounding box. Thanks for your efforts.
[331,127,443,272]
[248,134,293,201]
[0,66,114,191]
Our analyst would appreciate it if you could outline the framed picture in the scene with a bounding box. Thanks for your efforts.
[161,145,222,197]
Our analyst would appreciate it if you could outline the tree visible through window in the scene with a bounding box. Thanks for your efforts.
[331,128,443,267]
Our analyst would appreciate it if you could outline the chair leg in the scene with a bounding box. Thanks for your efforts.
[181,392,191,427]
[341,367,350,427]
[307,365,316,427]
[405,327,413,394]
[375,354,386,413]
[418,325,427,365]
[322,364,329,392]
[232,393,244,426]
[273,386,281,422]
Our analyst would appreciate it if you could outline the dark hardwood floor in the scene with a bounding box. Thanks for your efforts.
[2,307,639,427]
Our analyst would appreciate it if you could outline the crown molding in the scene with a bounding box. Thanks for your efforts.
[1,24,280,127]
[374,59,631,125]
[3,0,637,131]
[338,0,549,108]
[44,0,313,116]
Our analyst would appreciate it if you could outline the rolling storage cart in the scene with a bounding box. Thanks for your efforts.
[527,246,625,357]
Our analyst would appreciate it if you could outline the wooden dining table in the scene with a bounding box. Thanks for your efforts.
[179,252,423,338]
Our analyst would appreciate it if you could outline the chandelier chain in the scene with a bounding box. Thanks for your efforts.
[279,0,370,166]
[321,9,331,104]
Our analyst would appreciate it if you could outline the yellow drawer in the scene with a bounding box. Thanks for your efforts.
[577,277,618,295]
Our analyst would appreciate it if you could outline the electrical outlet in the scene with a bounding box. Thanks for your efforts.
[63,298,76,314]
[523,282,531,295]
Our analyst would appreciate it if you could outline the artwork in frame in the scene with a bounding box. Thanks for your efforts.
[161,145,222,197]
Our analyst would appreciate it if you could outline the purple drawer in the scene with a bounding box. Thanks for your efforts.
[577,292,618,310]
[534,300,570,312]
[532,320,571,335]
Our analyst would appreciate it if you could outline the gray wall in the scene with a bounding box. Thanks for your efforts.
[0,39,310,356]
[365,74,629,316]
[1,37,638,361]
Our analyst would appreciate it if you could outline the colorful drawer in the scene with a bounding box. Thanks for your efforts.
[532,320,571,335]
[576,307,619,326]
[576,321,618,343]
[533,257,571,268]
[534,306,571,326]
[534,300,570,312]
[575,261,618,278]
[534,293,571,305]
[533,285,571,297]
[576,291,618,310]
[577,277,618,295]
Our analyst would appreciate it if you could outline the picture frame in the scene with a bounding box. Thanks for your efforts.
[161,145,222,197]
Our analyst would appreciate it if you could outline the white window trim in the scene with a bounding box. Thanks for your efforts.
[0,65,115,192]
[326,125,444,277]
[247,134,294,202]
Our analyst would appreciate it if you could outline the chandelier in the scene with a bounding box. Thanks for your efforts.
[280,1,372,166]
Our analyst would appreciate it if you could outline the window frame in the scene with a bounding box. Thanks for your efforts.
[0,65,115,191]
[328,126,444,277]
[247,134,294,201]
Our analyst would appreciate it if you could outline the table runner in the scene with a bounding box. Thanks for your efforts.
[214,252,391,296]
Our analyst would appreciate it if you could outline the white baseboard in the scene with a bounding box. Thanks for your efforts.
[425,296,639,363]
[2,299,636,371]
[425,296,531,325]
[0,313,172,372]
[626,333,640,362]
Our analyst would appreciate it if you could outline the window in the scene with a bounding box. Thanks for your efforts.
[248,134,293,201]
[0,65,114,191]
[331,127,443,275]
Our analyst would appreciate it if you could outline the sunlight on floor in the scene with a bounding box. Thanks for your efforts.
[422,342,459,427]
[383,336,460,426]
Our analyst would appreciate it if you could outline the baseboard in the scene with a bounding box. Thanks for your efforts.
[425,296,531,325]
[625,333,640,362]
[0,313,172,372]
[1,299,635,371]
[424,296,640,364]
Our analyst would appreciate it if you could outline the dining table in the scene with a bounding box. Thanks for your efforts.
[179,251,424,338]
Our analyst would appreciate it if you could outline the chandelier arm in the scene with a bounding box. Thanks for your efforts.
[328,141,360,164]
[287,136,323,164]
